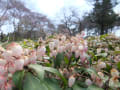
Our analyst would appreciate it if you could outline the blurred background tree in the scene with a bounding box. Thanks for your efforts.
[86,0,119,35]
[0,0,120,41]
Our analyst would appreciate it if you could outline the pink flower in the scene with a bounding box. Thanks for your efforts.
[29,50,37,63]
[96,76,103,87]
[50,50,57,57]
[1,81,12,90]
[61,35,66,41]
[24,56,29,66]
[24,49,29,56]
[75,50,80,58]
[85,79,92,86]
[0,46,5,54]
[0,59,7,66]
[109,77,120,88]
[111,68,119,78]
[84,47,88,52]
[6,42,23,58]
[8,62,16,74]
[2,50,13,61]
[78,45,84,51]
[97,48,101,54]
[37,46,46,60]
[57,46,65,53]
[97,62,106,69]
[68,75,76,87]
[0,75,7,87]
[53,39,59,46]
[80,52,86,63]
[71,45,77,52]
[49,42,55,50]
[14,59,24,71]
[65,43,72,50]
[0,65,7,75]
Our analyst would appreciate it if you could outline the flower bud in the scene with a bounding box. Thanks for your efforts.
[111,68,119,77]
[75,50,80,58]
[24,56,29,65]
[109,77,119,88]
[49,42,55,50]
[15,59,24,71]
[71,45,77,52]
[0,76,6,87]
[68,75,76,87]
[2,50,13,61]
[57,46,65,53]
[7,42,23,58]
[0,59,6,66]
[97,62,106,69]
[85,79,92,86]
[97,48,101,54]
[0,65,7,75]
[61,35,66,41]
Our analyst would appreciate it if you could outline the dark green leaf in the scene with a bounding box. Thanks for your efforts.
[114,51,120,55]
[87,85,104,90]
[117,62,120,71]
[23,72,47,90]
[54,53,64,68]
[28,64,45,80]
[73,84,87,90]
[44,78,62,90]
[46,45,51,56]
[12,70,24,90]
[44,66,67,86]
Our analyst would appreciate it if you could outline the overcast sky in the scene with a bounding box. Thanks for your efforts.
[23,0,93,19]
[23,0,120,36]
[2,0,120,36]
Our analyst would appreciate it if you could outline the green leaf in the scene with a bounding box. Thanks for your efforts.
[117,62,120,71]
[72,84,87,90]
[114,51,120,55]
[86,68,98,76]
[105,64,112,73]
[23,72,47,90]
[28,64,45,80]
[96,53,108,57]
[46,45,51,56]
[64,56,69,65]
[28,64,67,86]
[87,85,104,90]
[54,53,64,68]
[44,66,67,86]
[75,67,86,73]
[88,57,92,66]
[44,78,62,90]
[101,75,109,83]
[12,70,24,90]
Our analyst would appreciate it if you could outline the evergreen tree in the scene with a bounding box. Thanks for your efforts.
[88,0,118,35]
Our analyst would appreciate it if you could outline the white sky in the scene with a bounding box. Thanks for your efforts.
[1,0,120,36]
[24,0,93,18]
[23,0,119,36]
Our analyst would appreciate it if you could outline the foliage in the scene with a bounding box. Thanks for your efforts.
[87,0,118,35]
[0,34,120,90]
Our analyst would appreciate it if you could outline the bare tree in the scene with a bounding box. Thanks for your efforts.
[59,7,86,35]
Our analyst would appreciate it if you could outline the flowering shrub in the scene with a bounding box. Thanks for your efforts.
[0,34,119,90]
[87,34,120,89]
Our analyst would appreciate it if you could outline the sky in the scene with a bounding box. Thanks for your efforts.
[23,0,93,19]
[23,0,120,36]
[1,0,120,36]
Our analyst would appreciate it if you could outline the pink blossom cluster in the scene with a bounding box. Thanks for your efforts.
[0,34,88,89]
[39,33,88,63]
[0,42,37,90]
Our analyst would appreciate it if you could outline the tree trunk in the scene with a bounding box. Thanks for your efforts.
[100,24,104,35]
